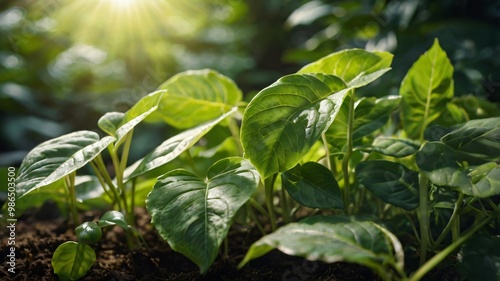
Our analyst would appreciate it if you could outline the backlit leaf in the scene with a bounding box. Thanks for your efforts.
[156,69,242,128]
[400,39,454,139]
[146,157,259,273]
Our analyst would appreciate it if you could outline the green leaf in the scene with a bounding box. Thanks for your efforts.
[281,162,343,209]
[441,117,500,163]
[97,210,129,230]
[356,160,419,210]
[458,235,500,281]
[115,90,165,146]
[126,107,237,179]
[75,222,102,245]
[97,112,124,136]
[241,73,350,179]
[400,38,454,139]
[75,176,110,210]
[297,49,393,88]
[52,241,96,281]
[360,137,420,158]
[156,69,242,128]
[16,131,115,198]
[238,215,405,280]
[146,157,259,273]
[417,142,500,197]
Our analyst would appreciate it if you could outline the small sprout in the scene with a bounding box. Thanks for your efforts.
[75,222,102,245]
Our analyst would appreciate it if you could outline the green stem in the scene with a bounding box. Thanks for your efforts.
[409,216,493,281]
[418,174,431,266]
[94,155,123,212]
[342,91,356,214]
[265,174,278,232]
[321,132,332,171]
[247,203,266,236]
[280,186,291,224]
[109,144,129,215]
[65,172,79,225]
[90,161,114,203]
[228,117,244,156]
[434,192,464,246]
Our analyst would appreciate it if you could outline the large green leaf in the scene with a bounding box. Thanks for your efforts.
[458,235,500,281]
[52,241,96,281]
[16,131,115,198]
[356,160,419,210]
[238,215,405,280]
[241,73,350,179]
[146,157,259,273]
[400,38,454,139]
[281,162,343,209]
[441,117,500,163]
[417,142,500,198]
[156,69,242,128]
[126,107,237,179]
[297,49,393,88]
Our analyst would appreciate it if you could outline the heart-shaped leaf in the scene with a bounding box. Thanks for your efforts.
[146,157,259,273]
[98,112,124,137]
[238,215,405,280]
[400,38,454,140]
[97,210,129,230]
[282,162,343,209]
[297,49,393,88]
[52,241,96,281]
[16,131,115,198]
[241,73,350,179]
[126,107,237,180]
[356,160,419,210]
[156,69,242,128]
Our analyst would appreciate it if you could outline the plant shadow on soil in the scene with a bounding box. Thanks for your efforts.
[0,203,457,281]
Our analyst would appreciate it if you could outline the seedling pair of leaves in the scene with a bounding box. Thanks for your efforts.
[52,211,139,281]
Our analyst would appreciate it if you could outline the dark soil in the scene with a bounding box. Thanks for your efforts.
[0,205,457,281]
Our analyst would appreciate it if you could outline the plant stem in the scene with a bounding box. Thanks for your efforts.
[65,172,79,225]
[247,203,266,235]
[434,192,464,246]
[342,90,355,214]
[418,174,431,266]
[280,186,291,224]
[228,117,244,156]
[90,161,114,202]
[409,216,493,281]
[94,155,123,212]
[109,144,129,216]
[321,132,332,171]
[265,174,278,232]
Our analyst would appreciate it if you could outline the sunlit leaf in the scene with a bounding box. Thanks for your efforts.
[97,210,129,230]
[238,215,404,281]
[97,112,124,137]
[146,157,259,273]
[52,241,96,281]
[156,69,242,128]
[356,160,419,210]
[16,131,115,198]
[400,38,454,139]
[126,107,237,179]
[241,73,349,179]
[282,162,343,209]
[297,49,393,88]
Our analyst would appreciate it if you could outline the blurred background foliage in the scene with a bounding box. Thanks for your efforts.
[1,0,499,167]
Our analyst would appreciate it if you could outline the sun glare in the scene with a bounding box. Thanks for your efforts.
[108,0,135,8]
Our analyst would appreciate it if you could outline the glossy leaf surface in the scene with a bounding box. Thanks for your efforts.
[157,69,242,128]
[75,222,102,245]
[16,131,115,198]
[282,162,343,209]
[146,157,259,273]
[239,215,404,279]
[400,39,454,139]
[361,137,419,158]
[241,73,349,179]
[297,49,393,88]
[52,241,96,281]
[356,160,419,210]
[127,107,237,179]
[97,210,128,230]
